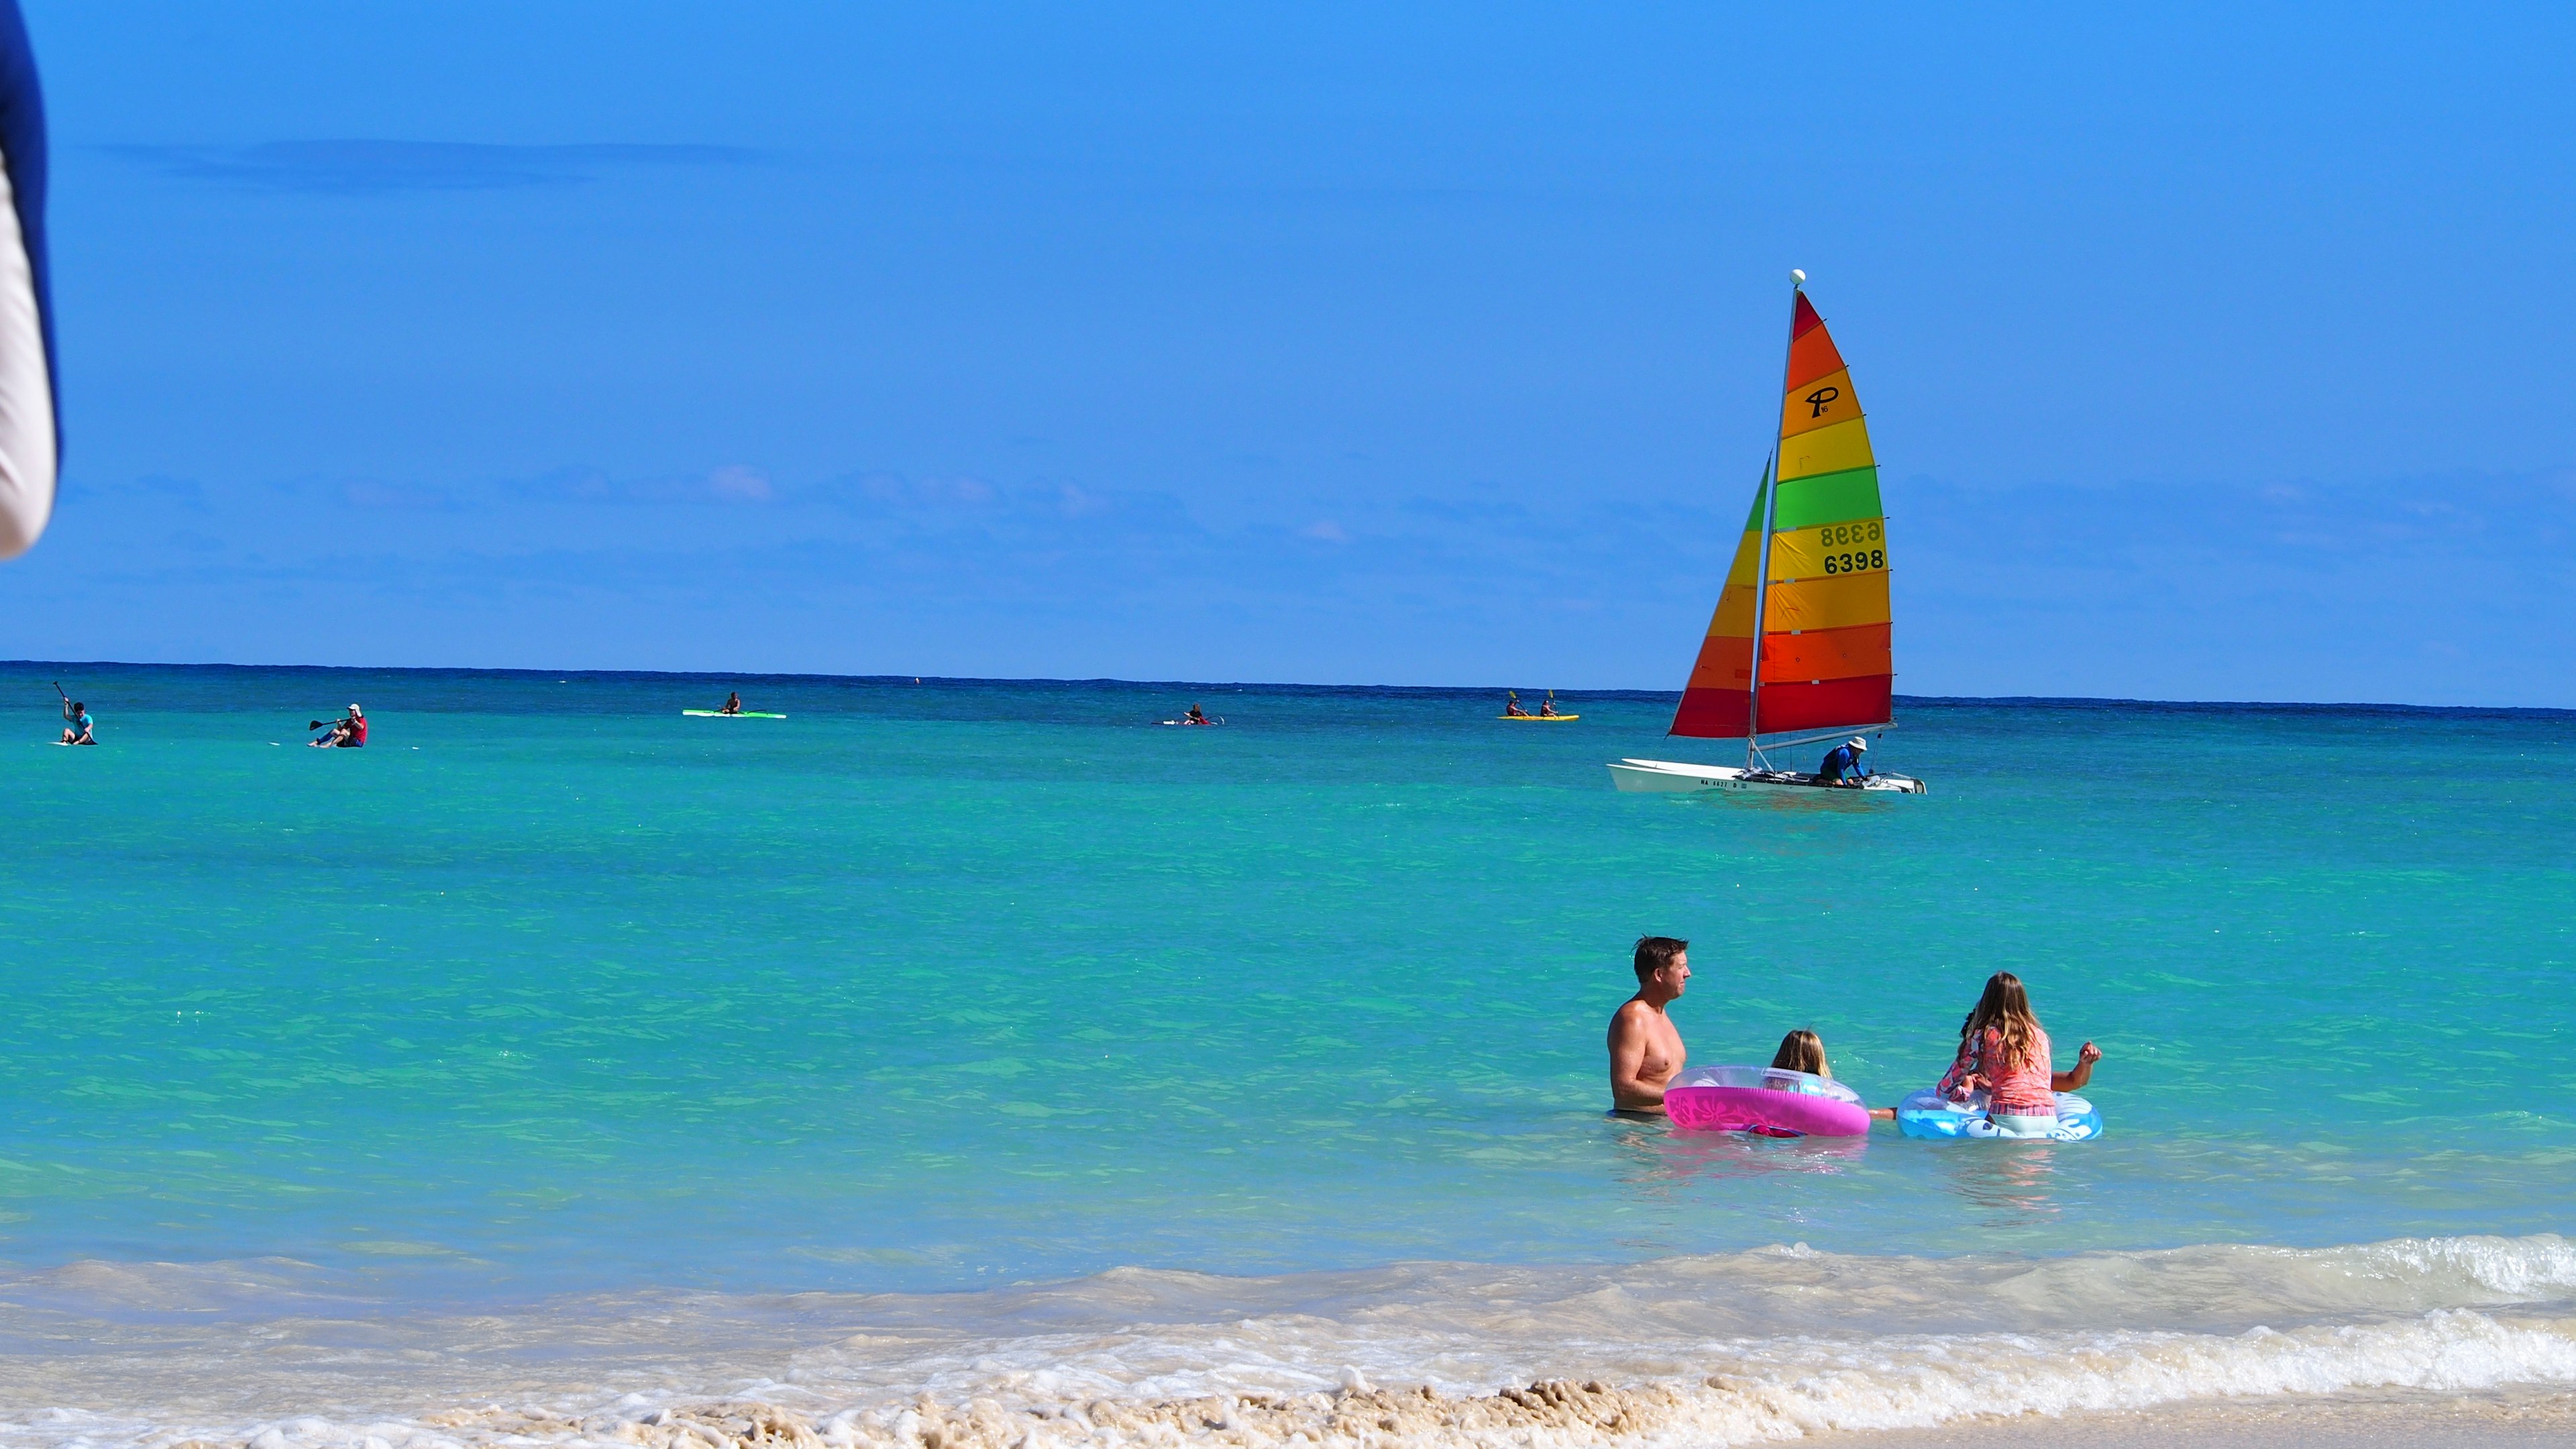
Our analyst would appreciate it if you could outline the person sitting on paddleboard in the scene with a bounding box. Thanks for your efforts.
[1816,737,1870,785]
[59,699,93,745]
[1185,703,1210,725]
[1937,972,2100,1133]
[720,692,743,715]
[1505,692,1529,717]
[311,704,367,749]
[1768,1029,1896,1120]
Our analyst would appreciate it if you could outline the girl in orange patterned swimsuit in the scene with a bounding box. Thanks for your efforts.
[1937,973,2102,1133]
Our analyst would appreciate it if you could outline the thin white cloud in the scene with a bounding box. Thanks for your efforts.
[109,140,759,195]
[709,466,772,502]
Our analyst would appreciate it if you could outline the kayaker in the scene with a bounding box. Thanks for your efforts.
[1538,694,1560,718]
[1185,703,1211,726]
[1505,692,1530,717]
[1816,736,1870,785]
[311,704,367,748]
[1608,936,1690,1115]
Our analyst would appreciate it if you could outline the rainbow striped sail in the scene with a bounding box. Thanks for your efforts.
[1672,283,1893,741]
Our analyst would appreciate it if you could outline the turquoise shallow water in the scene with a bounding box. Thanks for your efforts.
[2,663,2573,1305]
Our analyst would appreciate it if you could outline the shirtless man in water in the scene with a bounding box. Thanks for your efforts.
[1607,936,1690,1114]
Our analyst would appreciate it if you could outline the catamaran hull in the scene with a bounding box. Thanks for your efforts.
[1607,758,1926,795]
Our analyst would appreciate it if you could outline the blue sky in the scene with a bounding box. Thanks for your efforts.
[4,3,2572,704]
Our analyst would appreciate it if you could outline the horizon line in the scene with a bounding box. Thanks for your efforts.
[6,657,2571,719]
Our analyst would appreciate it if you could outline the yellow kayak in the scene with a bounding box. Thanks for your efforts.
[1498,714,1579,722]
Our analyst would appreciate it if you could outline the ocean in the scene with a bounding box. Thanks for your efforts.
[4,663,2575,1447]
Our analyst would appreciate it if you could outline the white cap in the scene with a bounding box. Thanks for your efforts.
[350,704,364,713]
[1848,737,1867,750]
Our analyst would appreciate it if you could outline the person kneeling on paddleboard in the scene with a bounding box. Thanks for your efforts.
[310,704,367,749]
[59,698,93,745]
[720,692,743,715]
[1817,737,1870,786]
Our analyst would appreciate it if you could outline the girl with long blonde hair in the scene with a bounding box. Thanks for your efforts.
[1937,973,2102,1131]
[1770,1029,1897,1121]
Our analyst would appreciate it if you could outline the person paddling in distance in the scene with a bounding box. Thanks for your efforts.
[1184,702,1212,726]
[719,691,743,715]
[1504,691,1531,717]
[1937,971,2101,1133]
[1538,692,1560,718]
[1608,936,1691,1114]
[1817,736,1871,786]
[58,696,93,745]
[309,704,368,749]
[1768,1029,1896,1121]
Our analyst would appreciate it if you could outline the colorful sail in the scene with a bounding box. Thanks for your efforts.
[1671,285,1893,739]
[1670,470,1769,737]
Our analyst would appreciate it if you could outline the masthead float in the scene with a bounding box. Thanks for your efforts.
[1609,272,1925,795]
[0,0,52,560]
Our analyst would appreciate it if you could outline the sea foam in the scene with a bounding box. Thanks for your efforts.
[10,1236,2576,1449]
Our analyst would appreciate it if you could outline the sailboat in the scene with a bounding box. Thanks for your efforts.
[1608,272,1926,796]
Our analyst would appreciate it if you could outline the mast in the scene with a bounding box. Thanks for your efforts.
[1743,451,1776,767]
[1747,268,1808,769]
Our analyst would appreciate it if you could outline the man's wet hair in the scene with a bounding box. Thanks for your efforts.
[1633,936,1688,982]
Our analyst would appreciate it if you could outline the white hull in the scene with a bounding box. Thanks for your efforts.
[1607,757,1926,795]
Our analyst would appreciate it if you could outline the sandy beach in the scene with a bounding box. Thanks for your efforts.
[1835,1389,2576,1447]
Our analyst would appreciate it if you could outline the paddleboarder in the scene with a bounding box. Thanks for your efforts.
[309,704,367,749]
[719,692,743,715]
[57,691,91,745]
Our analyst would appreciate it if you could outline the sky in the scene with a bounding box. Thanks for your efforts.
[2,2,2572,704]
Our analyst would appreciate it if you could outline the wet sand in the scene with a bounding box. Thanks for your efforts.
[1830,1388,2576,1446]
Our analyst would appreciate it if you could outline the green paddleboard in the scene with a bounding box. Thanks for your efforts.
[682,710,787,718]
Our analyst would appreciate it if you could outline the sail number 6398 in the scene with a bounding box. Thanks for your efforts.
[1813,520,1885,576]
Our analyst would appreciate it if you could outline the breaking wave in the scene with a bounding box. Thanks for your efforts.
[9,1235,2576,1449]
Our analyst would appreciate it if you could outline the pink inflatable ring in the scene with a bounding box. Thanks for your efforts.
[1664,1065,1872,1138]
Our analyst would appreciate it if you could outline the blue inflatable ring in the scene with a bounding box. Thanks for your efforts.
[1896,1089,2102,1141]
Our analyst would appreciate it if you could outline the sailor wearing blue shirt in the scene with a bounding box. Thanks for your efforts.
[1816,736,1870,786]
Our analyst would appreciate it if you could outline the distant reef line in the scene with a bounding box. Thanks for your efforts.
[1,658,2567,717]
